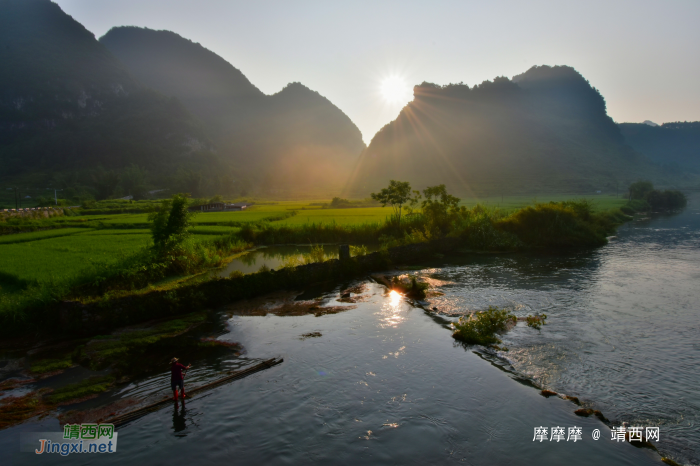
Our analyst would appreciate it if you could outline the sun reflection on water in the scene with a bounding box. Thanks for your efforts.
[389,290,401,307]
[379,290,405,328]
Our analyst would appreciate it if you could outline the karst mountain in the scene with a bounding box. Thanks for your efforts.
[345,65,683,196]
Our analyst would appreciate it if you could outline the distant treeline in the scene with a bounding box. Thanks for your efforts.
[626,181,687,211]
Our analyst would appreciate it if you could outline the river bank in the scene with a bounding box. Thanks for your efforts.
[0,198,632,339]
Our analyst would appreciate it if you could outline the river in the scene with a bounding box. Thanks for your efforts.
[3,195,698,465]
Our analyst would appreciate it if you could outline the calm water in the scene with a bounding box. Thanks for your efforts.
[216,244,379,277]
[3,196,698,465]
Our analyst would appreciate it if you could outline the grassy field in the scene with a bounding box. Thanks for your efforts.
[0,228,91,244]
[0,194,628,292]
[279,207,389,225]
[0,231,152,283]
[190,225,241,235]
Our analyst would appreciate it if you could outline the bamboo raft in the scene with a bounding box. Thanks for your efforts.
[108,357,283,427]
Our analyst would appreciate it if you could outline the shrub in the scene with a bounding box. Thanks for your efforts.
[451,205,522,250]
[303,245,327,264]
[391,275,429,299]
[646,190,687,210]
[496,201,609,248]
[149,194,195,254]
[629,180,654,200]
[452,306,516,345]
[526,314,548,330]
[621,199,651,214]
[281,255,302,269]
[350,245,368,257]
[421,184,461,235]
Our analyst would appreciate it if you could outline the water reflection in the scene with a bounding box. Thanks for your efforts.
[378,290,406,328]
[172,399,187,435]
[388,289,401,307]
[217,244,378,277]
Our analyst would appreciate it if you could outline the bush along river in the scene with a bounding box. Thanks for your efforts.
[1,195,697,465]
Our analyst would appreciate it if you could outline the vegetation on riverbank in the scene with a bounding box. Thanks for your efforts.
[0,182,666,339]
[625,181,687,212]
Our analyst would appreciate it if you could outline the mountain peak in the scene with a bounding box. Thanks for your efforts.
[351,65,643,195]
[0,0,207,176]
[1,0,135,97]
[100,26,264,119]
[100,28,365,193]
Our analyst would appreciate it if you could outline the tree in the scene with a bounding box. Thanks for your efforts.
[92,167,120,200]
[421,184,461,234]
[149,193,195,253]
[371,180,415,227]
[628,180,654,200]
[330,197,351,208]
[173,168,203,197]
[121,164,148,200]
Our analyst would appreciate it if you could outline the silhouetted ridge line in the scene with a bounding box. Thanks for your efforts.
[620,121,700,173]
[349,65,669,196]
[0,0,209,181]
[101,26,365,194]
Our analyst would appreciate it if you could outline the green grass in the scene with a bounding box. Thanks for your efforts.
[0,233,151,283]
[190,210,278,224]
[30,356,74,374]
[83,313,207,369]
[47,376,116,404]
[95,209,281,226]
[0,228,91,244]
[97,213,151,225]
[190,225,241,235]
[74,228,151,235]
[278,207,389,225]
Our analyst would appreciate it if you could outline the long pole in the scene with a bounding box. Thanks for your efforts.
[55,189,58,205]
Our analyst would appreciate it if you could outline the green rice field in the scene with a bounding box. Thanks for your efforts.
[0,228,90,244]
[0,195,628,290]
[0,231,152,283]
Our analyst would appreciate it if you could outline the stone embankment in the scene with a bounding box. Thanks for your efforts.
[0,207,65,221]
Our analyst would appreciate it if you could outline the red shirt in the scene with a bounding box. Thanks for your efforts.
[171,362,187,381]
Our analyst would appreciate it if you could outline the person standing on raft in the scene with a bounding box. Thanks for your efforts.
[170,357,191,400]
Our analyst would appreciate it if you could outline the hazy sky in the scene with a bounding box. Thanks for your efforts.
[55,0,700,144]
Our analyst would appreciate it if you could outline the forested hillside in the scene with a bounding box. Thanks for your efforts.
[0,0,211,194]
[619,122,700,173]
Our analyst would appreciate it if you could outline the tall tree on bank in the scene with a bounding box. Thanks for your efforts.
[371,180,415,227]
[149,194,195,254]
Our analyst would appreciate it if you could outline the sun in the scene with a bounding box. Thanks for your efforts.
[380,75,411,104]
